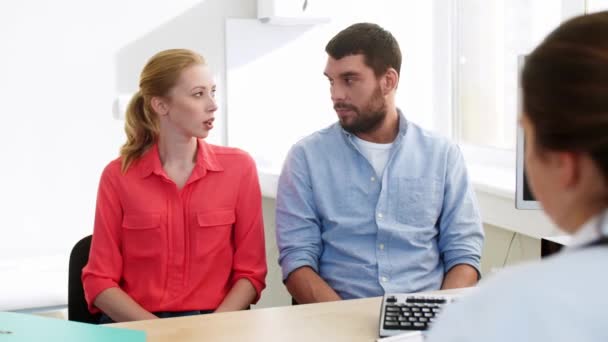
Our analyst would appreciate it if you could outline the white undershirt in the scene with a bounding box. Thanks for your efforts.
[352,136,394,178]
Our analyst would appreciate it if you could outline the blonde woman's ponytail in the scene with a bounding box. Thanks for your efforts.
[120,91,159,172]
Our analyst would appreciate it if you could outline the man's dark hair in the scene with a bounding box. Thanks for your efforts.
[325,22,401,77]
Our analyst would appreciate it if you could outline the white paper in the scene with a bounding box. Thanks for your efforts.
[377,331,425,342]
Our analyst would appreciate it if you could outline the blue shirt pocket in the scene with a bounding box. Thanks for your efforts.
[394,178,443,228]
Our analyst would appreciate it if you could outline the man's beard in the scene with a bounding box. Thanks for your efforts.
[335,86,387,134]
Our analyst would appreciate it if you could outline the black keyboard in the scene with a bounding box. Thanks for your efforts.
[379,293,459,337]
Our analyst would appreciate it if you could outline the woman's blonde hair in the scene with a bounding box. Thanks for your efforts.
[120,49,206,172]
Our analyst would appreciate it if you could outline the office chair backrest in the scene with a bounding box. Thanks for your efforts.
[68,235,100,323]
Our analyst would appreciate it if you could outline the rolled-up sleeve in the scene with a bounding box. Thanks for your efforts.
[438,145,484,275]
[276,145,324,281]
[231,154,267,302]
[81,165,124,313]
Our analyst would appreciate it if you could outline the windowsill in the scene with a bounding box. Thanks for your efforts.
[258,166,281,199]
[258,162,560,239]
[466,163,514,200]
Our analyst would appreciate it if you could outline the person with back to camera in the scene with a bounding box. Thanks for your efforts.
[426,11,608,342]
[275,23,484,304]
[82,49,267,323]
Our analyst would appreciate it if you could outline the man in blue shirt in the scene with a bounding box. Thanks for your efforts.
[276,22,484,303]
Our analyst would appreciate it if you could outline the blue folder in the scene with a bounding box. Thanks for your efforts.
[0,311,145,341]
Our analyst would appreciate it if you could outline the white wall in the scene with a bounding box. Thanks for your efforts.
[255,198,292,308]
[0,0,257,309]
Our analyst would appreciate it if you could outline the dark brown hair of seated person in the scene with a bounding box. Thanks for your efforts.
[522,11,608,183]
[325,22,402,78]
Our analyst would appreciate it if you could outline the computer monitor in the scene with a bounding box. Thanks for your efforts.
[515,55,540,210]
[516,125,541,209]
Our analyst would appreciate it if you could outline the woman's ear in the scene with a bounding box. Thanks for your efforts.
[381,68,399,95]
[150,96,169,116]
[556,151,580,189]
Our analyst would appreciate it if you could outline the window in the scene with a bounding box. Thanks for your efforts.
[453,0,570,150]
[587,0,608,12]
[453,0,607,153]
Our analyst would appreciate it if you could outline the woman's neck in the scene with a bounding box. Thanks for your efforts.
[562,204,607,234]
[157,133,198,168]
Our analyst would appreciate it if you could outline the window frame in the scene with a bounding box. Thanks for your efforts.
[445,0,589,195]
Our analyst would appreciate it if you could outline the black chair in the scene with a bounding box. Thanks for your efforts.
[541,236,566,258]
[68,235,101,323]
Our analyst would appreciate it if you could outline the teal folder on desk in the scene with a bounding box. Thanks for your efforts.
[0,312,145,341]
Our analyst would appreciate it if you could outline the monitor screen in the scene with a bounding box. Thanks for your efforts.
[516,125,540,209]
[522,164,535,202]
[515,55,540,209]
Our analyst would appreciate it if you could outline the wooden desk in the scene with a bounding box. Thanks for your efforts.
[111,289,465,342]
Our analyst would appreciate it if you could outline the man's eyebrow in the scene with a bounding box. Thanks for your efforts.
[339,71,359,78]
[323,71,360,78]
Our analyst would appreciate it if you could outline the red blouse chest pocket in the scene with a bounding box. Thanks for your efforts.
[122,214,162,258]
[194,209,235,257]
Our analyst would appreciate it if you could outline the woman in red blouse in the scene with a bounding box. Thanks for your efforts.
[82,49,267,323]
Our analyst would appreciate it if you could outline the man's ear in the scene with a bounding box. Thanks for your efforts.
[150,96,169,116]
[381,68,399,95]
